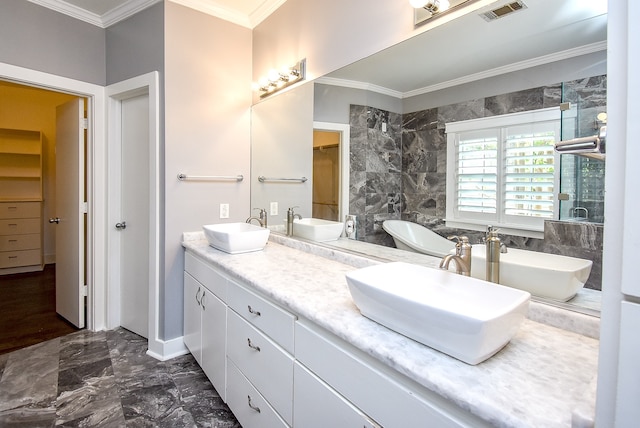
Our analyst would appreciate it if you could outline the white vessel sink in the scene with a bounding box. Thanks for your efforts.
[203,222,270,254]
[292,218,344,242]
[469,245,593,302]
[345,262,530,365]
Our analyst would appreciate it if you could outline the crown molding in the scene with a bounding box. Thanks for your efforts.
[317,41,607,100]
[403,41,608,98]
[102,0,163,27]
[27,0,102,26]
[27,0,161,28]
[249,0,287,28]
[315,77,404,99]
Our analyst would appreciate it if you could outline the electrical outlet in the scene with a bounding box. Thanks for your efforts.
[219,203,229,219]
[270,202,278,216]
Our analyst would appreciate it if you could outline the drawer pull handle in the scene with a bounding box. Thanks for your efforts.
[8,240,17,243]
[8,206,17,210]
[195,287,202,305]
[8,256,18,259]
[247,305,261,316]
[247,395,261,413]
[247,338,261,352]
[201,293,206,311]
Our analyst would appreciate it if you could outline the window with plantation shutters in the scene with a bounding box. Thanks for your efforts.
[445,108,561,235]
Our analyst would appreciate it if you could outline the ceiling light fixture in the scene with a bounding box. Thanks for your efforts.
[412,0,475,27]
[410,0,451,14]
[256,59,306,98]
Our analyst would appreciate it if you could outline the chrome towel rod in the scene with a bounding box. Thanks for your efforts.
[258,176,308,183]
[178,173,244,182]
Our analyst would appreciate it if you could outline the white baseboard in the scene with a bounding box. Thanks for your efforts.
[147,335,189,361]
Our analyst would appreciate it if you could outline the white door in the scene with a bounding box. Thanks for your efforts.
[54,98,85,328]
[118,93,150,338]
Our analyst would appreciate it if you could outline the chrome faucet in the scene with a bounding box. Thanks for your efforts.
[246,208,268,228]
[485,226,507,283]
[439,235,472,276]
[286,206,302,236]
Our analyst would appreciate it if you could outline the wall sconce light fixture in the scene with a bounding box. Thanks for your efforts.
[256,59,306,98]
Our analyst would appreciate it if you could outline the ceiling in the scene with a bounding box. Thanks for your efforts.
[27,0,286,28]
[323,0,608,97]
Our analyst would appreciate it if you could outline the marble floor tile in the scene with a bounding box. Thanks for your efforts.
[0,328,240,427]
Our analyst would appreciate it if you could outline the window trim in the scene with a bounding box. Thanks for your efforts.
[445,107,561,237]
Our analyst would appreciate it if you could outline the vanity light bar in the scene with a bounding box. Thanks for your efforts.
[257,59,306,98]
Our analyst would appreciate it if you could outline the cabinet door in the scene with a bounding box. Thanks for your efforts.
[183,272,203,364]
[294,362,379,428]
[201,287,227,401]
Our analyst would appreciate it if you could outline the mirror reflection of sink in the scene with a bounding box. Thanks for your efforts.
[468,245,592,302]
[345,262,530,365]
[203,222,270,254]
[292,218,344,242]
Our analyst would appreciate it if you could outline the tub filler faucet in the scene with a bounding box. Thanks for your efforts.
[439,235,471,276]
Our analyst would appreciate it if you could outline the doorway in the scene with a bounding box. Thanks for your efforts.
[313,122,350,222]
[0,80,87,351]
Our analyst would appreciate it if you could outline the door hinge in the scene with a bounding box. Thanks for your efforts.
[82,118,88,129]
[83,285,88,296]
[82,202,88,213]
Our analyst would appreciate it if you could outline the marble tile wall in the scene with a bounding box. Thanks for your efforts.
[349,105,403,246]
[348,74,606,290]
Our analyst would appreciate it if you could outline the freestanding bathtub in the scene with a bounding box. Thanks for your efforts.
[382,220,454,257]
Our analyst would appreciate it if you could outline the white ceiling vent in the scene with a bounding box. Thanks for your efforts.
[480,1,527,22]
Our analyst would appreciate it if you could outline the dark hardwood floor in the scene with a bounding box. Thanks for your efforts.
[0,264,79,355]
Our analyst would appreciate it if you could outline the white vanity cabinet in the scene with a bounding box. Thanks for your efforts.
[183,252,228,400]
[226,281,295,427]
[183,247,492,428]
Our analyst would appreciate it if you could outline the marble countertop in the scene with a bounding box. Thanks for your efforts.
[183,234,599,428]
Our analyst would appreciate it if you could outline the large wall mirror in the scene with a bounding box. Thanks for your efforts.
[250,0,607,315]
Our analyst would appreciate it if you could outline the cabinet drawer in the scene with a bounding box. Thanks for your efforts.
[0,233,40,251]
[0,202,40,219]
[294,362,380,428]
[295,321,490,428]
[226,359,289,428]
[227,281,295,354]
[0,218,40,235]
[227,310,293,425]
[185,251,228,301]
[0,249,41,268]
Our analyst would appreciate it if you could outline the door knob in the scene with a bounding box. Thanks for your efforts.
[115,221,127,230]
[49,217,60,224]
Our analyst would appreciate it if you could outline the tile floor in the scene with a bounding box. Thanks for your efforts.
[0,328,240,427]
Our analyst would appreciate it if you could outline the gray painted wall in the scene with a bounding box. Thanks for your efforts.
[105,2,164,86]
[0,0,105,85]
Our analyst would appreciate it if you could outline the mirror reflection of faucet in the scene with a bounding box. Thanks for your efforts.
[286,206,302,236]
[246,208,268,228]
[485,226,507,283]
[439,235,471,276]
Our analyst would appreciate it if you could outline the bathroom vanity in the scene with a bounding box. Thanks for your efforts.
[182,233,599,428]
